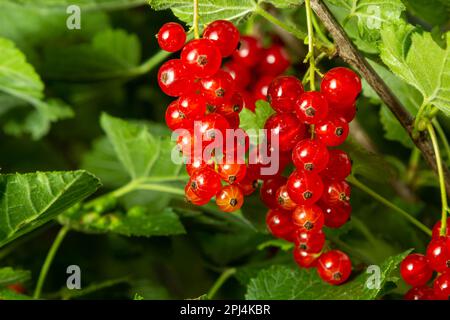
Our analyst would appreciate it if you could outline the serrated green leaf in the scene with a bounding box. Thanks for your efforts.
[380,23,450,116]
[239,100,274,144]
[245,250,411,300]
[0,171,101,247]
[0,267,31,287]
[403,0,449,26]
[259,0,305,9]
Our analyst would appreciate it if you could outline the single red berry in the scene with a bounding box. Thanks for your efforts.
[276,185,297,211]
[200,70,235,105]
[197,113,230,142]
[186,157,214,176]
[321,67,361,107]
[321,180,351,206]
[157,22,186,52]
[431,218,450,239]
[203,20,240,57]
[293,229,325,253]
[253,75,275,101]
[316,250,352,285]
[223,61,251,88]
[426,236,450,273]
[232,36,262,67]
[7,283,26,294]
[264,113,306,152]
[217,162,247,184]
[216,185,244,212]
[237,175,259,196]
[165,100,193,131]
[177,94,207,120]
[217,91,243,117]
[260,176,288,209]
[267,76,304,113]
[157,59,192,97]
[185,183,210,205]
[400,253,433,287]
[433,272,450,300]
[292,205,324,232]
[404,286,435,300]
[266,209,296,241]
[315,116,349,147]
[331,102,357,123]
[292,139,329,173]
[189,167,222,199]
[319,201,351,228]
[293,247,320,268]
[181,39,222,77]
[258,45,290,76]
[321,149,352,181]
[294,91,329,124]
[286,170,324,206]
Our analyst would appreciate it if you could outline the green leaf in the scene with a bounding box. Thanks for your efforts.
[0,289,30,300]
[380,23,450,116]
[239,100,274,144]
[0,267,31,287]
[245,250,411,300]
[0,170,101,247]
[259,0,305,9]
[8,0,147,11]
[257,239,294,251]
[403,0,449,26]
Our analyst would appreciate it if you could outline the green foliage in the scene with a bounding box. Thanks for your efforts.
[0,267,31,287]
[239,100,274,144]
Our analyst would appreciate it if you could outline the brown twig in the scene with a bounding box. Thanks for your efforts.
[310,0,450,197]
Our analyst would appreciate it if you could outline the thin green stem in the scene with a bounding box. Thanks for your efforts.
[207,268,236,299]
[427,123,448,236]
[311,11,333,49]
[305,0,316,91]
[347,176,432,236]
[136,184,185,196]
[33,226,70,299]
[413,102,429,135]
[193,0,200,39]
[255,5,307,40]
[406,147,420,184]
[433,119,450,162]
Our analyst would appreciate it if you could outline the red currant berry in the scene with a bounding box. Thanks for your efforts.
[293,229,325,253]
[432,218,450,239]
[267,76,304,113]
[215,185,244,212]
[260,176,287,209]
[316,250,352,285]
[185,183,210,205]
[157,59,192,97]
[404,286,435,300]
[264,113,306,152]
[321,67,361,107]
[217,162,247,184]
[433,272,450,300]
[203,20,240,57]
[332,102,357,123]
[319,201,352,228]
[321,180,351,206]
[253,75,275,101]
[247,144,291,180]
[315,116,349,147]
[293,247,320,268]
[321,149,352,181]
[189,167,222,199]
[292,204,324,232]
[165,100,193,131]
[178,94,207,119]
[266,209,296,241]
[223,62,251,88]
[400,253,433,286]
[186,157,214,176]
[200,70,235,105]
[258,45,290,76]
[181,39,222,77]
[157,22,186,52]
[426,236,450,273]
[237,175,259,196]
[224,112,240,130]
[232,36,262,67]
[197,113,230,142]
[292,139,329,173]
[276,185,297,211]
[217,91,244,117]
[294,91,329,124]
[286,170,324,206]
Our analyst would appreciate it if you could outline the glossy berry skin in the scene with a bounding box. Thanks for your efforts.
[189,167,222,199]
[253,75,275,101]
[276,185,297,211]
[293,247,320,268]
[217,162,247,184]
[186,157,214,176]
[201,70,235,105]
[293,229,325,253]
[332,102,357,123]
[232,36,262,67]
[258,45,290,76]
[426,236,450,273]
[203,20,240,57]
[292,139,329,173]
[181,39,222,77]
[287,170,324,206]
[266,209,296,241]
[157,59,191,97]
[319,201,351,228]
[294,91,329,125]
[315,116,349,147]
[316,250,352,285]
[237,175,259,196]
[267,76,304,113]
[433,272,450,300]
[321,149,352,181]
[321,180,351,206]
[264,113,306,152]
[185,183,210,205]
[217,91,244,116]
[157,22,186,52]
[292,204,324,233]
[321,67,361,107]
[404,286,435,300]
[216,185,244,212]
[431,218,450,239]
[197,113,230,142]
[400,253,433,286]
[260,176,287,209]
[165,100,193,131]
[178,94,207,119]
[223,62,250,88]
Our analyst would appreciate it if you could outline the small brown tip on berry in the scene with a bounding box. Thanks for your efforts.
[335,127,344,136]
[305,107,316,117]
[304,163,314,171]
[303,191,313,199]
[228,175,236,183]
[190,181,198,190]
[215,88,225,97]
[304,221,314,230]
[233,104,240,112]
[252,180,259,189]
[230,198,238,207]
[197,55,208,66]
[333,272,342,280]
[161,72,169,84]
[206,104,216,113]
[339,193,350,202]
[278,196,284,204]
[299,244,307,250]
[446,260,450,268]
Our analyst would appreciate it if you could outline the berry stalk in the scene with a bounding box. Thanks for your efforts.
[193,0,200,39]
[305,0,316,91]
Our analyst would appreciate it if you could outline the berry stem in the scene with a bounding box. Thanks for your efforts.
[33,225,70,299]
[255,5,307,40]
[433,119,450,163]
[347,176,432,236]
[305,0,316,91]
[311,11,333,48]
[207,268,236,299]
[406,147,420,185]
[193,0,200,39]
[427,122,448,236]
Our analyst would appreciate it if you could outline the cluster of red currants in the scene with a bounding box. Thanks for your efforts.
[400,218,450,300]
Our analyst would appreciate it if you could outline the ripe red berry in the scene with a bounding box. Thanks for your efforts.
[293,229,325,253]
[264,113,306,152]
[319,201,352,228]
[178,94,207,119]
[321,149,352,181]
[203,20,240,57]
[224,112,240,129]
[215,185,244,212]
[253,75,275,101]
[258,45,290,76]
[426,236,450,273]
[189,167,222,199]
[404,286,435,300]
[267,76,304,113]
[321,67,361,107]
[165,100,193,131]
[292,205,324,232]
[292,139,329,173]
[321,180,351,206]
[157,22,186,52]
[186,157,214,176]
[433,272,450,300]
[237,175,259,196]
[331,102,357,123]
[294,91,329,124]
[260,176,287,209]
[316,250,352,285]
[266,209,295,241]
[400,253,433,286]
[185,183,210,205]
[286,170,324,206]
[223,62,251,88]
[247,145,290,180]
[197,113,230,142]
[217,162,247,184]
[232,36,262,67]
[276,185,297,211]
[157,59,192,97]
[217,91,244,117]
[315,116,349,147]
[431,218,450,239]
[181,39,222,77]
[293,247,320,268]
[201,70,235,104]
